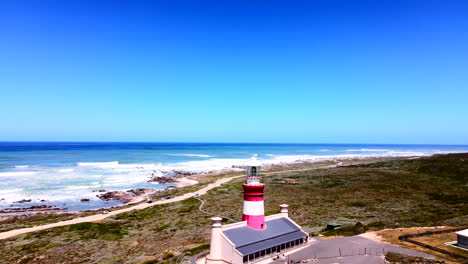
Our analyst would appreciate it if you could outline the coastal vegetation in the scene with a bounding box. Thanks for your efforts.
[385,252,446,263]
[377,227,468,263]
[0,153,467,263]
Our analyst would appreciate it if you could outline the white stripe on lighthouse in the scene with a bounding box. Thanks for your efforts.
[243,200,264,216]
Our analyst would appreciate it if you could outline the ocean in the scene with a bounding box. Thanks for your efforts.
[1,142,467,212]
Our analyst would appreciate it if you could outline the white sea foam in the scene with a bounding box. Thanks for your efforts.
[15,165,29,168]
[0,171,38,177]
[2,147,467,211]
[0,188,24,195]
[63,184,102,191]
[346,149,392,152]
[55,168,74,173]
[77,161,119,167]
[169,154,212,158]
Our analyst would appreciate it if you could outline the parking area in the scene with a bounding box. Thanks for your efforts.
[270,236,434,264]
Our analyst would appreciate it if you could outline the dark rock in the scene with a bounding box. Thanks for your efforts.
[148,176,177,183]
[80,198,90,202]
[0,204,66,213]
[97,191,132,203]
[127,188,153,196]
[14,199,32,203]
[148,170,196,183]
[29,205,49,209]
[172,170,195,176]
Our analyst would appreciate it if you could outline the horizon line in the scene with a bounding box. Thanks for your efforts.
[0,141,467,146]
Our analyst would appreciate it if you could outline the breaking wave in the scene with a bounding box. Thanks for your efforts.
[168,154,212,158]
[346,149,392,152]
[2,143,467,212]
[77,161,119,167]
[0,171,38,177]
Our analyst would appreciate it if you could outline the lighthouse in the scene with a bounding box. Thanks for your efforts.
[205,157,310,264]
[242,158,265,230]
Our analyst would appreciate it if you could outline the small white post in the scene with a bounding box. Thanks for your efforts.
[280,204,289,217]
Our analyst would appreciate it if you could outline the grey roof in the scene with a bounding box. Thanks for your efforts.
[222,217,308,256]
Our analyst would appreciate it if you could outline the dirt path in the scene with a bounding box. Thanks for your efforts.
[0,163,343,240]
[0,175,243,240]
[194,196,238,223]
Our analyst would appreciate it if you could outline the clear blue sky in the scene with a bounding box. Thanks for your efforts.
[0,0,467,144]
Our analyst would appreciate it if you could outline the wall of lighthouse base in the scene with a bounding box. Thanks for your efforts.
[241,214,265,230]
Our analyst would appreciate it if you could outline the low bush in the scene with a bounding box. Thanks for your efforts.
[183,244,210,256]
[385,252,445,263]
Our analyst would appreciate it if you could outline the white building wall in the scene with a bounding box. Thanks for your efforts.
[207,211,309,264]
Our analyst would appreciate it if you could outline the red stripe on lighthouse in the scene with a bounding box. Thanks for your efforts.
[242,183,265,230]
[244,195,264,201]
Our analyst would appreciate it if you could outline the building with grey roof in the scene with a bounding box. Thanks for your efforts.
[205,163,310,264]
[205,205,310,264]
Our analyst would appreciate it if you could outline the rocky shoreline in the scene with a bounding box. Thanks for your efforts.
[0,205,66,214]
[0,173,199,216]
[0,156,406,216]
[96,188,157,203]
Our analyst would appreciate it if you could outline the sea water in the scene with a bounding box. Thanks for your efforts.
[0,142,467,211]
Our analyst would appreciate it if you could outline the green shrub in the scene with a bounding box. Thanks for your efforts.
[348,202,366,207]
[153,224,170,232]
[162,252,175,260]
[66,222,126,241]
[321,222,367,236]
[142,259,159,264]
[183,244,210,256]
[385,252,444,263]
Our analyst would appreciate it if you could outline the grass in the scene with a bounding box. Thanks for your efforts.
[0,212,86,233]
[411,232,468,259]
[377,227,468,263]
[0,153,467,264]
[385,252,446,263]
[64,222,127,241]
[183,244,210,256]
[320,222,367,236]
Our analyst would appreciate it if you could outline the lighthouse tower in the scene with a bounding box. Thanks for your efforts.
[205,156,310,264]
[242,157,265,230]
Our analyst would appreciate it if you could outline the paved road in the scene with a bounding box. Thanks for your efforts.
[283,236,434,264]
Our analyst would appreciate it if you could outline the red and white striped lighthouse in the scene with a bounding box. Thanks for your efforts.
[242,158,265,230]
